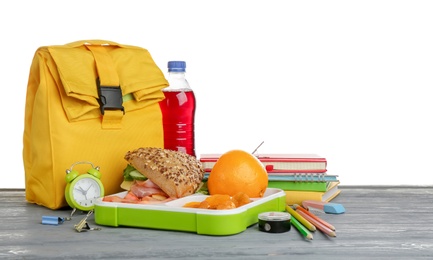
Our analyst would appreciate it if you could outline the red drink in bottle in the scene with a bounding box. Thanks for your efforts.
[159,61,196,157]
[159,90,196,156]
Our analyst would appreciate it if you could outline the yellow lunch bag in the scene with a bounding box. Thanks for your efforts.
[23,40,169,209]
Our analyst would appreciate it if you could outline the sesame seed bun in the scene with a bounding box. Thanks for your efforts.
[124,147,205,198]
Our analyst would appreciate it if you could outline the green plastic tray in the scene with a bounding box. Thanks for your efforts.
[94,188,286,236]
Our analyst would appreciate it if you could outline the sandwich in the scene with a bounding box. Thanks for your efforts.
[121,147,205,201]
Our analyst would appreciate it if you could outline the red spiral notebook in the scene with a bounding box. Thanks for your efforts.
[199,153,327,173]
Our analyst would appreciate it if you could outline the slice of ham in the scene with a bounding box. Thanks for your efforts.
[130,179,169,198]
[102,180,172,204]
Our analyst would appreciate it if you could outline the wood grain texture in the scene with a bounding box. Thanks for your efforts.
[0,186,432,259]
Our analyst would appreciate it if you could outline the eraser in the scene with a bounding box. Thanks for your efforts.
[323,203,345,214]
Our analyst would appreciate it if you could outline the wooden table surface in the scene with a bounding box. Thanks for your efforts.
[1,186,432,259]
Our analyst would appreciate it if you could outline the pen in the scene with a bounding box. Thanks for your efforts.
[294,204,335,231]
[290,215,313,240]
[285,205,316,232]
[296,210,336,237]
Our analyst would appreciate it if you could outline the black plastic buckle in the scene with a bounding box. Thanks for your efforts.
[97,78,124,115]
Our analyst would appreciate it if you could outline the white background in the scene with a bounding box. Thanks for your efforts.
[1,0,433,188]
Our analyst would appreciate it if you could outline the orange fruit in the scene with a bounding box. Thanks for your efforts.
[183,201,201,208]
[204,194,231,209]
[216,200,236,210]
[207,149,268,198]
[232,192,251,207]
[183,193,251,210]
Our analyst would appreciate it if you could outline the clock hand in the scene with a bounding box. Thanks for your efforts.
[82,184,95,200]
[81,184,94,196]
[85,184,93,192]
[78,185,86,192]
[74,186,89,200]
[79,186,89,200]
[74,186,86,195]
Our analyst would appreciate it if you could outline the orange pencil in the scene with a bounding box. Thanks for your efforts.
[296,210,336,237]
[294,204,335,231]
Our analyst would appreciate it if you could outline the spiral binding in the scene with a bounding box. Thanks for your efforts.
[294,173,326,182]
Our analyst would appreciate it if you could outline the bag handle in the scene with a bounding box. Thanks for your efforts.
[84,43,124,129]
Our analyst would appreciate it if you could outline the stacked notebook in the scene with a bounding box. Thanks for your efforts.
[200,153,341,205]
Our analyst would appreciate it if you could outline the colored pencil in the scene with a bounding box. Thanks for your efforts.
[296,210,336,237]
[285,205,316,232]
[294,204,336,231]
[290,215,313,240]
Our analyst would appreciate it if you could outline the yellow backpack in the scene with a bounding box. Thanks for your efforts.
[23,40,168,209]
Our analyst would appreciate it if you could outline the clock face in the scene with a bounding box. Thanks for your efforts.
[71,177,102,207]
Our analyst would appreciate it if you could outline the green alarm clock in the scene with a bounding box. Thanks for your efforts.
[65,161,105,211]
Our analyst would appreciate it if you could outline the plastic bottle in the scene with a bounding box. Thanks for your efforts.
[159,61,196,157]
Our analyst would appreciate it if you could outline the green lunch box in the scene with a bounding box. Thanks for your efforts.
[94,188,286,236]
